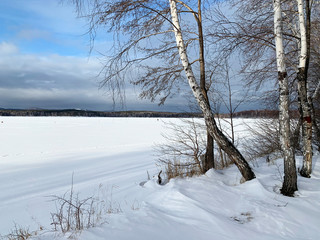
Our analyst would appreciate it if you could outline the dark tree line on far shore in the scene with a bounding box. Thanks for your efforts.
[0,108,308,119]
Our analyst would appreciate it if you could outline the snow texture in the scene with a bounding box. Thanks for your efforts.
[0,117,319,239]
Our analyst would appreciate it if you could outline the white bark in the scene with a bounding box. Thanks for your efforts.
[273,0,297,196]
[297,0,308,68]
[297,0,312,177]
[168,0,255,181]
[274,0,287,73]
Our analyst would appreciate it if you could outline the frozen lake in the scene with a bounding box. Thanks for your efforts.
[0,117,319,240]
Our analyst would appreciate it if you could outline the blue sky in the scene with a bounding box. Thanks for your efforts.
[0,0,90,56]
[0,0,264,112]
[0,0,188,111]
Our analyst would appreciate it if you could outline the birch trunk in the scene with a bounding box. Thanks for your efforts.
[297,0,312,178]
[273,0,297,196]
[169,0,255,181]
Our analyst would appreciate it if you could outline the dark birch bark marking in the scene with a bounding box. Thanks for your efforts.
[304,116,312,124]
[278,71,287,80]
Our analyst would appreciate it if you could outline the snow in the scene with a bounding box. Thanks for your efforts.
[0,117,319,240]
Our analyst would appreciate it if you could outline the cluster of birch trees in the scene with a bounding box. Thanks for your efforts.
[71,0,320,197]
[211,0,320,196]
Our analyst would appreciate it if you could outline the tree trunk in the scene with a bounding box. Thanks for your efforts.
[297,68,313,178]
[196,0,214,171]
[205,133,214,170]
[169,0,255,181]
[297,0,312,178]
[273,0,297,196]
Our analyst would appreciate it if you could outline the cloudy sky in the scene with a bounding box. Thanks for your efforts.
[0,0,265,113]
[0,0,191,112]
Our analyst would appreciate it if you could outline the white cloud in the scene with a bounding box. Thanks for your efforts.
[0,41,177,111]
[0,42,19,55]
[0,41,191,111]
[0,42,100,81]
[0,41,110,109]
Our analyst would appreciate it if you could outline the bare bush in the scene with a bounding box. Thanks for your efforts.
[50,176,122,234]
[243,118,281,162]
[50,184,95,233]
[243,118,303,162]
[163,158,205,181]
[215,147,234,170]
[1,223,41,240]
[156,118,244,181]
[156,119,207,180]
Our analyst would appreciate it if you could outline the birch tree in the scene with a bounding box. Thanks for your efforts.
[210,0,320,179]
[169,0,255,181]
[273,0,298,196]
[177,0,215,171]
[70,0,255,181]
[309,12,320,151]
[297,0,313,178]
[71,0,216,172]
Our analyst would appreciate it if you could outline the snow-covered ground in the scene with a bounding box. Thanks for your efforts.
[0,117,319,240]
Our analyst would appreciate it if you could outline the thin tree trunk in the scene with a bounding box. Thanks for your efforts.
[273,0,297,196]
[205,133,214,170]
[297,0,312,178]
[228,74,235,144]
[196,0,214,171]
[230,113,235,144]
[169,0,255,181]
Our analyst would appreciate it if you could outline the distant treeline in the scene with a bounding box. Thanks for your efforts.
[0,109,300,118]
[218,109,299,119]
[0,109,202,118]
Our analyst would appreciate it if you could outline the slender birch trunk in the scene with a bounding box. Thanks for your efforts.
[169,0,255,181]
[297,0,313,178]
[273,0,297,196]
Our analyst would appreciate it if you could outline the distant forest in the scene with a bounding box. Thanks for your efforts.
[0,109,201,118]
[0,109,299,118]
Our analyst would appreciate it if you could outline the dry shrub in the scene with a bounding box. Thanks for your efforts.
[214,150,234,170]
[156,119,207,181]
[1,223,42,240]
[156,118,241,181]
[50,176,122,234]
[164,158,203,181]
[243,118,281,161]
[50,186,95,233]
[243,118,303,162]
